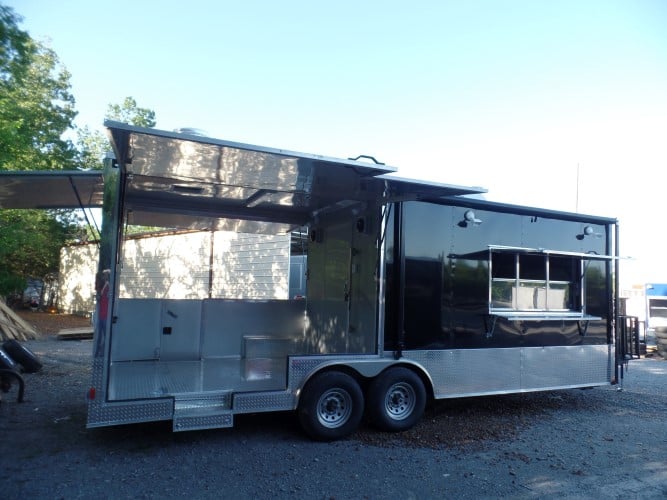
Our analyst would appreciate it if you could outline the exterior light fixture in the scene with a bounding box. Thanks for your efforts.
[577,225,597,240]
[458,210,482,227]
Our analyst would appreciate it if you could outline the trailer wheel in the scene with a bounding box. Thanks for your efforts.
[367,367,426,432]
[2,340,42,373]
[298,371,364,441]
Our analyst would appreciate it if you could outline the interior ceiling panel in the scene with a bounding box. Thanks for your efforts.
[0,171,104,209]
[127,209,297,235]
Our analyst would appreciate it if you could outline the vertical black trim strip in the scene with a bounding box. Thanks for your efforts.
[395,202,406,359]
[208,229,215,299]
[614,221,621,384]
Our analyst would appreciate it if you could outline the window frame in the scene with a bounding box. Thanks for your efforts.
[488,245,608,321]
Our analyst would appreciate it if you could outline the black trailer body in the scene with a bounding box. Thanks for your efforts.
[383,199,617,400]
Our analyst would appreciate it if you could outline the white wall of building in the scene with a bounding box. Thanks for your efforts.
[58,243,98,314]
[58,231,290,313]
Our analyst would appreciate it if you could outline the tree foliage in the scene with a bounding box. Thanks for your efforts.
[0,5,31,80]
[0,5,77,172]
[75,125,109,170]
[76,96,157,170]
[106,96,156,128]
[0,209,81,295]
[0,6,158,297]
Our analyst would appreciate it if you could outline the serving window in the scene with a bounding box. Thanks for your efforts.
[490,250,580,314]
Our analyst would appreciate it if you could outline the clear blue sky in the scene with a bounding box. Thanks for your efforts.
[6,0,667,287]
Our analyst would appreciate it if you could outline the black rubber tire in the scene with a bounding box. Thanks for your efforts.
[366,367,427,432]
[2,339,42,373]
[0,347,20,373]
[298,371,364,441]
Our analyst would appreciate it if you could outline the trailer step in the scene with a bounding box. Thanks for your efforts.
[173,393,234,432]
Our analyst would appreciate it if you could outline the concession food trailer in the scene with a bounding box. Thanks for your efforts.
[0,121,624,440]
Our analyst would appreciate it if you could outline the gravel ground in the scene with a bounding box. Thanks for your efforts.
[1,327,665,499]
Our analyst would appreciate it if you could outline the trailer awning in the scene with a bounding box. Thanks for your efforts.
[377,174,487,201]
[0,125,488,229]
[0,171,104,209]
[106,121,400,231]
[105,121,487,232]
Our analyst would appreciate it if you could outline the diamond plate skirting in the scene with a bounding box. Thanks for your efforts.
[173,412,233,432]
[233,391,295,412]
[87,345,612,430]
[87,398,173,427]
[404,344,612,398]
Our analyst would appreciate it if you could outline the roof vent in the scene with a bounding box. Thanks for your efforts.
[173,127,208,137]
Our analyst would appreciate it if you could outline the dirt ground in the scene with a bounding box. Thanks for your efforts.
[1,313,666,498]
[6,310,667,451]
[8,311,545,448]
[14,310,91,337]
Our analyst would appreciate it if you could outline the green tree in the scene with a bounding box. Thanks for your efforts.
[76,96,157,170]
[0,6,77,172]
[75,125,109,170]
[0,6,79,296]
[0,5,31,80]
[0,209,80,296]
[106,96,156,128]
[0,7,159,297]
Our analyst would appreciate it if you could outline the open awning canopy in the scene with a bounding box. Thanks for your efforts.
[107,120,396,231]
[106,121,487,232]
[377,174,486,202]
[0,170,104,209]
